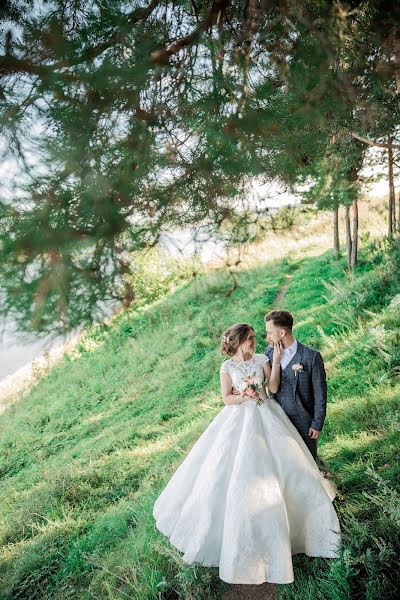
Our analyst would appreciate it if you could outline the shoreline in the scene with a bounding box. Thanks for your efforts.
[0,335,80,415]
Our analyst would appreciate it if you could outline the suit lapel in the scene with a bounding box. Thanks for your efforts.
[264,346,274,362]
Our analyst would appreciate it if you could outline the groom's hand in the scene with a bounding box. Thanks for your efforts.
[272,341,284,363]
[308,428,320,439]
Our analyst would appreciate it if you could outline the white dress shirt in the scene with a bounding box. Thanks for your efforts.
[280,339,298,370]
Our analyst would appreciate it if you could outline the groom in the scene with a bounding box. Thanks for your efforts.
[264,309,327,463]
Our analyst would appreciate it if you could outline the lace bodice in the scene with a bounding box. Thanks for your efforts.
[220,353,270,400]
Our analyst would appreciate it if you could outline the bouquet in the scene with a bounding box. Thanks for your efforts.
[239,372,264,405]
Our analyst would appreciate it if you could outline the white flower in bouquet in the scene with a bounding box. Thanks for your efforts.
[239,372,264,405]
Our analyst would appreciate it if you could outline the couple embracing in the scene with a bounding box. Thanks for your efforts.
[153,310,341,585]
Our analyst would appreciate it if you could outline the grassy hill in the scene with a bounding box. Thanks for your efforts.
[0,232,399,600]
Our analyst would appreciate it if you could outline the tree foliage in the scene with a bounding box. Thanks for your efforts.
[0,1,399,333]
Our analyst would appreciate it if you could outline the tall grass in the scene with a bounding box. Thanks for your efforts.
[0,262,288,599]
[277,242,400,600]
[0,234,399,599]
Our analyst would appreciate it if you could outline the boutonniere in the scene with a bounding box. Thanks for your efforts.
[292,363,304,377]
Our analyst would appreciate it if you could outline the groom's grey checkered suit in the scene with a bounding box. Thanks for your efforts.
[264,341,327,460]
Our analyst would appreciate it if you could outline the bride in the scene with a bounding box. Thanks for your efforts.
[153,322,341,584]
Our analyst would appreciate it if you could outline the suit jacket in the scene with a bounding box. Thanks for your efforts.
[265,341,327,432]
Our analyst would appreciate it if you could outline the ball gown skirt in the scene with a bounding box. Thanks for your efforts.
[153,396,341,584]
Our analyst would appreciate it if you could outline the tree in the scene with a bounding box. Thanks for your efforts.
[300,132,364,268]
[1,1,400,334]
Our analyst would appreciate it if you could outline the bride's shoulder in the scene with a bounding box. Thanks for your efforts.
[254,353,270,363]
[220,359,232,374]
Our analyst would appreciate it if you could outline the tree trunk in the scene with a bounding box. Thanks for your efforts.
[333,206,340,259]
[396,189,400,247]
[350,198,358,269]
[388,134,396,236]
[397,188,400,234]
[393,30,400,93]
[345,205,352,269]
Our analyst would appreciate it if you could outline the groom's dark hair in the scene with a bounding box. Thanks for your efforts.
[264,310,293,331]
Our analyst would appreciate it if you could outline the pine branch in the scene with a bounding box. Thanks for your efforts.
[150,0,229,64]
[0,54,52,78]
[0,0,161,78]
[78,0,161,63]
[351,132,400,150]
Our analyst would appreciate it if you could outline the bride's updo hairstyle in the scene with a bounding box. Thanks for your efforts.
[221,323,255,357]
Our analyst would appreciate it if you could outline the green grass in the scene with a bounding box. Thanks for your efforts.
[277,245,400,600]
[0,242,399,600]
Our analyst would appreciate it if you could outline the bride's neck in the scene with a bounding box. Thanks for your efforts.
[232,348,253,362]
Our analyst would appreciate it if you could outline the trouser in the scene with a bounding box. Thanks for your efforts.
[286,413,318,462]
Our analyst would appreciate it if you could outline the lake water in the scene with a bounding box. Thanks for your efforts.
[0,324,73,380]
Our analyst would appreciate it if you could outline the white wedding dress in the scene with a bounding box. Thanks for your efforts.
[153,354,341,584]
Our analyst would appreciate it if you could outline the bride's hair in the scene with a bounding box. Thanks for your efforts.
[221,323,255,357]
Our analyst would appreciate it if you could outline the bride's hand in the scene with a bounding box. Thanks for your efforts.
[233,387,258,403]
[232,387,247,403]
[272,341,284,365]
[243,389,260,403]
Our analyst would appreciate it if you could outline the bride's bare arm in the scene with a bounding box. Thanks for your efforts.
[220,373,246,405]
